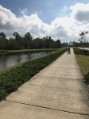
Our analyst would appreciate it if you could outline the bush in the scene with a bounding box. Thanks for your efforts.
[84,73,89,85]
[0,89,6,101]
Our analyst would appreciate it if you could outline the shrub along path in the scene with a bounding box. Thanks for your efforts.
[0,48,89,119]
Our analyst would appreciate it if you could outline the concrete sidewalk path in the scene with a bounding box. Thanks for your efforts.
[0,48,89,119]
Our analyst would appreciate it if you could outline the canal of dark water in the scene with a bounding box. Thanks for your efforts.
[0,52,52,71]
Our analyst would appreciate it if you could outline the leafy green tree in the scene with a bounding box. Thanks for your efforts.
[0,32,7,49]
[7,37,19,50]
[23,32,33,49]
[13,32,22,49]
[13,32,21,40]
[0,31,64,50]
[54,39,61,48]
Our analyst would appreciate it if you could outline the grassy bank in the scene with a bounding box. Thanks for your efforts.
[0,48,58,55]
[0,48,66,101]
[74,48,89,85]
[74,48,89,55]
[0,50,8,55]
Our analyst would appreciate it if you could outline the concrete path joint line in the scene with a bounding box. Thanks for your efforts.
[5,100,89,117]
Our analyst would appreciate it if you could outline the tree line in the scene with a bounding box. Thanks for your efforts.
[0,32,68,50]
[72,41,89,47]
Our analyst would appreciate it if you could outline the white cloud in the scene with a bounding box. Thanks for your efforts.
[0,3,89,42]
[70,3,89,22]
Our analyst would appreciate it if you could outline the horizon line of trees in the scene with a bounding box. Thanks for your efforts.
[0,32,68,50]
[72,41,89,47]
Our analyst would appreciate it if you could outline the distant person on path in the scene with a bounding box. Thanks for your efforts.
[67,47,71,54]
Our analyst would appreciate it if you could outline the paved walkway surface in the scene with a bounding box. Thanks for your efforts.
[78,47,89,51]
[0,48,89,119]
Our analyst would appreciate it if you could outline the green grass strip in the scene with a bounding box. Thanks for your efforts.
[74,48,89,85]
[0,49,66,101]
[0,48,58,55]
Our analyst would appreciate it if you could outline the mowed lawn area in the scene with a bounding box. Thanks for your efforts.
[75,49,89,84]
[76,55,89,75]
